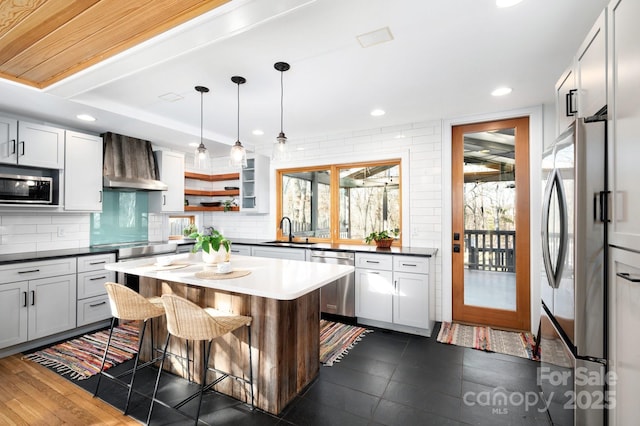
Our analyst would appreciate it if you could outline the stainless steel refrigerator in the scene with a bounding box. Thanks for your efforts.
[540,115,608,426]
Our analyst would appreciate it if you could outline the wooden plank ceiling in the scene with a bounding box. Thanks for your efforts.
[0,0,230,89]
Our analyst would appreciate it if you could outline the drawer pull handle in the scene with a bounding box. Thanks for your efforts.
[89,301,107,308]
[89,275,107,281]
[365,260,380,264]
[89,261,107,265]
[18,269,40,274]
[368,271,380,275]
[401,263,417,267]
[617,272,640,283]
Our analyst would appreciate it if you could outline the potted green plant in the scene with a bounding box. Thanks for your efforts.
[223,198,237,212]
[188,227,231,264]
[182,223,198,237]
[364,228,400,248]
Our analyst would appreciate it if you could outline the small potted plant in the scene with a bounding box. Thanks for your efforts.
[364,228,400,248]
[188,227,231,264]
[182,223,198,237]
[223,198,237,212]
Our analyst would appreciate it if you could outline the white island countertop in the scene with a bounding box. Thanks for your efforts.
[104,253,354,301]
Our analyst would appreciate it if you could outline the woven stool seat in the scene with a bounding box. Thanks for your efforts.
[94,282,166,416]
[147,294,254,425]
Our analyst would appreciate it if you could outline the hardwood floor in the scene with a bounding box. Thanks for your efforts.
[0,354,139,425]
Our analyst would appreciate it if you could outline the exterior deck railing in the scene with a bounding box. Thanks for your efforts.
[465,230,516,272]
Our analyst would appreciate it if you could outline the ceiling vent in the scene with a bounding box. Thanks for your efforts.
[357,27,394,48]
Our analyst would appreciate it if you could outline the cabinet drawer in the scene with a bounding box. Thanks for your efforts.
[77,270,115,299]
[0,257,76,284]
[230,245,252,256]
[77,253,116,273]
[393,256,429,274]
[77,295,111,327]
[355,253,392,271]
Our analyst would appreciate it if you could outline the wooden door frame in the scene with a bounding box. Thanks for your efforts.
[451,117,531,331]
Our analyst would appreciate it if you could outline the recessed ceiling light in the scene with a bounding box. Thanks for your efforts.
[357,27,394,48]
[76,114,96,122]
[370,109,386,117]
[252,129,264,136]
[158,92,184,102]
[491,87,512,96]
[496,0,523,7]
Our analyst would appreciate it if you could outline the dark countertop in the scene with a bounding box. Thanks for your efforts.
[0,239,437,265]
[0,246,119,265]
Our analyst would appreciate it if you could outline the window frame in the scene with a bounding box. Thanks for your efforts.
[276,159,402,246]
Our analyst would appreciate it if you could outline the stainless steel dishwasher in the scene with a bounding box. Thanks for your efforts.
[310,250,355,317]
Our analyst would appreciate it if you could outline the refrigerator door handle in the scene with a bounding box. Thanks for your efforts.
[542,169,568,289]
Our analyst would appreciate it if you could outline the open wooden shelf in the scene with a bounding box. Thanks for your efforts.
[184,206,240,212]
[184,189,239,197]
[184,172,239,182]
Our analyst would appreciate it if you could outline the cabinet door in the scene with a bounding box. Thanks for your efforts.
[555,65,577,134]
[0,281,28,349]
[150,151,185,212]
[0,116,18,165]
[393,272,428,329]
[28,274,76,340]
[240,155,270,213]
[17,121,64,168]
[609,246,640,426]
[577,11,607,118]
[64,131,103,211]
[355,268,393,322]
[608,0,640,250]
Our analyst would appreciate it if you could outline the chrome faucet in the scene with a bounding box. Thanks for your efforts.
[279,216,294,242]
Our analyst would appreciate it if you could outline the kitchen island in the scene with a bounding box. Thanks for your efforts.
[104,253,354,415]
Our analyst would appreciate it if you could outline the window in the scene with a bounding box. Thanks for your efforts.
[277,160,401,245]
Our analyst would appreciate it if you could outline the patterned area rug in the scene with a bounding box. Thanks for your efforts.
[23,323,139,380]
[437,322,539,361]
[320,320,371,366]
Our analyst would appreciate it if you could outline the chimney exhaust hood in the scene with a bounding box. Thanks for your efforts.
[102,132,168,191]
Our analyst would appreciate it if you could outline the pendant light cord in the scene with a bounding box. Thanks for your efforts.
[237,81,240,140]
[200,90,204,145]
[280,69,284,134]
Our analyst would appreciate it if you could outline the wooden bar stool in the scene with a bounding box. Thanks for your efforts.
[94,282,165,415]
[147,293,254,425]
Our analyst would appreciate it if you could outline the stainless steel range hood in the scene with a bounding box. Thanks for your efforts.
[102,132,168,191]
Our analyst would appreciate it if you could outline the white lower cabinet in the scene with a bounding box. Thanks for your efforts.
[355,253,433,336]
[0,257,78,350]
[76,253,115,327]
[230,244,252,256]
[251,246,307,261]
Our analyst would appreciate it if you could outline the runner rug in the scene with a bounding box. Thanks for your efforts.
[436,322,539,361]
[23,323,139,380]
[320,319,371,366]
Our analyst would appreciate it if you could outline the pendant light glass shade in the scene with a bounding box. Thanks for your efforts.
[272,62,291,161]
[229,76,247,168]
[194,86,210,170]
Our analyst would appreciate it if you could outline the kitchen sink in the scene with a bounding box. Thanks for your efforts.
[261,240,317,247]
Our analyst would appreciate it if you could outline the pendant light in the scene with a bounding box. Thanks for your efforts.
[229,76,248,168]
[194,85,210,169]
[272,61,291,161]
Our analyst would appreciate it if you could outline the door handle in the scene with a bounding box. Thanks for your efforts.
[30,290,35,306]
[19,141,25,156]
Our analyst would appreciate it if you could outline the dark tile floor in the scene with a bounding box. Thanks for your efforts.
[82,322,551,425]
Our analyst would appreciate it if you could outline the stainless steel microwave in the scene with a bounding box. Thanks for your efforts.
[0,173,53,204]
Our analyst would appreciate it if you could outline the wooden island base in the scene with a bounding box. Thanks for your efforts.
[139,277,320,415]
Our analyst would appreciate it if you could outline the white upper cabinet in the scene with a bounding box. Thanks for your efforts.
[555,65,577,134]
[576,10,607,119]
[607,0,640,251]
[150,150,185,213]
[64,131,103,211]
[0,118,65,168]
[240,154,270,213]
[0,116,18,165]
